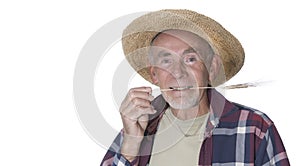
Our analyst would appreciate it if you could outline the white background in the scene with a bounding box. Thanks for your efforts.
[1,0,299,165]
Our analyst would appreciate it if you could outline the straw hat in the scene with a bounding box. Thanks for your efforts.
[122,9,245,86]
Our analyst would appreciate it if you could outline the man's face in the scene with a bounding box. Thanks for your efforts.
[150,30,213,110]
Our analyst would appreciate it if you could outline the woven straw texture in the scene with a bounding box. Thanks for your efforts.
[122,9,245,86]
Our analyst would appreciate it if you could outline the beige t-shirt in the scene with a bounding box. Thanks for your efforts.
[149,108,209,166]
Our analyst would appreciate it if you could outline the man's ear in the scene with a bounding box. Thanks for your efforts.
[209,54,221,83]
[149,66,159,84]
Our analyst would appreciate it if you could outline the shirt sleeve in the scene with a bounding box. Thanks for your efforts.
[100,130,139,166]
[255,124,290,165]
[112,153,139,166]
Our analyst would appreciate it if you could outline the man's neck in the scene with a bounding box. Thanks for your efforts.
[170,93,210,120]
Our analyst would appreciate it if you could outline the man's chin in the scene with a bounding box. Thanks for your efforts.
[161,91,200,108]
[167,98,198,110]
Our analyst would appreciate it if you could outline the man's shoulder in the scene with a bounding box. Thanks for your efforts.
[221,102,274,129]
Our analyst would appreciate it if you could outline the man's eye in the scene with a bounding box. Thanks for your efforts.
[187,57,197,62]
[184,56,198,64]
[161,59,172,64]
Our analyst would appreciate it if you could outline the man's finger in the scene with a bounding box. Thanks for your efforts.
[127,91,154,102]
[121,106,156,120]
[129,86,152,93]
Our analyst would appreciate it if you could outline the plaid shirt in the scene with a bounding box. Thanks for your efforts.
[100,89,290,166]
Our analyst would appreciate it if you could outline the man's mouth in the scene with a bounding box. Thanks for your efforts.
[168,86,193,91]
[160,85,213,92]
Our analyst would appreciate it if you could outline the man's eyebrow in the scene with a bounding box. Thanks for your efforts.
[157,50,172,57]
[182,47,197,55]
[155,47,198,58]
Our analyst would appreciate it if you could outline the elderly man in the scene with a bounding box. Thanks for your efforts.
[100,9,289,166]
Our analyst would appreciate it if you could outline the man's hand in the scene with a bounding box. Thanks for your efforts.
[119,87,156,161]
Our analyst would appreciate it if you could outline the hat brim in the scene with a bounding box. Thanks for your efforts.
[122,9,245,86]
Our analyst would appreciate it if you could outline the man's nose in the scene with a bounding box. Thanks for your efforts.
[171,61,188,79]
